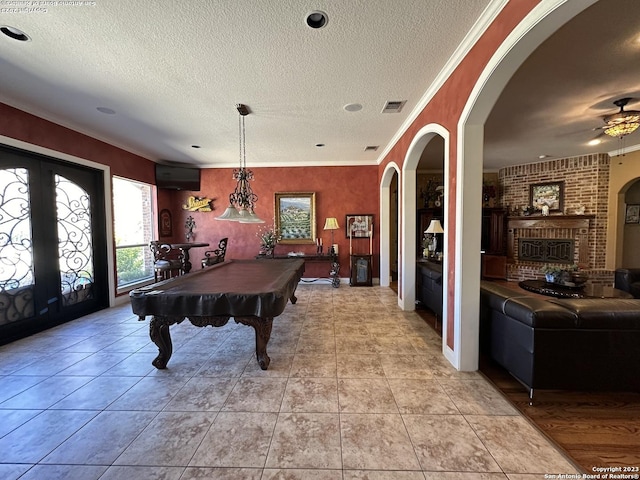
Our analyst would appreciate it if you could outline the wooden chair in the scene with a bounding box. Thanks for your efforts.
[149,241,182,281]
[201,237,228,268]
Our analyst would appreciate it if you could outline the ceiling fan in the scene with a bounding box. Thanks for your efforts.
[600,97,640,138]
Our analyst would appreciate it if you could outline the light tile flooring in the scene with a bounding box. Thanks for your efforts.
[0,284,581,479]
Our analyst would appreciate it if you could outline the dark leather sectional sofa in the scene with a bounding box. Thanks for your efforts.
[480,281,640,402]
[614,268,640,298]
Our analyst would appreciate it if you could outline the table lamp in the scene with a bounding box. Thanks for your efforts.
[424,219,444,258]
[323,217,339,255]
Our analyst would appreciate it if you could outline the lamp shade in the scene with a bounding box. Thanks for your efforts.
[216,204,242,221]
[323,217,339,230]
[424,219,444,234]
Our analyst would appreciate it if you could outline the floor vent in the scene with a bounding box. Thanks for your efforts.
[381,100,406,113]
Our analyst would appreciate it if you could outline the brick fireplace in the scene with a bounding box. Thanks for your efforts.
[498,154,614,285]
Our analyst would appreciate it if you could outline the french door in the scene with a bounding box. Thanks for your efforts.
[0,145,109,344]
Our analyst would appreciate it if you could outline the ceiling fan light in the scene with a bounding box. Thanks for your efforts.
[602,97,640,138]
[604,122,640,138]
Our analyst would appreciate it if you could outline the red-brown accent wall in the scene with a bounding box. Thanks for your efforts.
[377,0,540,349]
[0,103,155,182]
[162,165,379,279]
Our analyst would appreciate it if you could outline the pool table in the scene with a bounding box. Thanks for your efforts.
[130,258,305,370]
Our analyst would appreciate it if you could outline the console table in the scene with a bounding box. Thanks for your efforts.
[519,279,633,299]
[258,254,340,288]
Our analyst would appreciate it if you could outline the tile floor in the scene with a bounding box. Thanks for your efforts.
[0,284,581,479]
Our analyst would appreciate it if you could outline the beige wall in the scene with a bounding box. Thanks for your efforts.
[609,149,640,268]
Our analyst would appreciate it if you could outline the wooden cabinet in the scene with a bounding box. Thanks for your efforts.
[481,208,507,279]
[416,207,507,278]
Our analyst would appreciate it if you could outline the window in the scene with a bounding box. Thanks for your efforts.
[113,176,154,289]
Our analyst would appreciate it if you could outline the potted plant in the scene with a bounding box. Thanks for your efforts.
[257,225,280,257]
[540,264,585,285]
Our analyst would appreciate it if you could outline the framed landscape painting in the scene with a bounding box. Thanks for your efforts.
[274,192,316,244]
[530,181,564,213]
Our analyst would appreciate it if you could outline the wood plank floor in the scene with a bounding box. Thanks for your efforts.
[415,306,640,473]
[480,356,640,473]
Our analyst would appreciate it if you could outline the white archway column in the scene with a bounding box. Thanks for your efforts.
[444,124,483,371]
[399,163,417,311]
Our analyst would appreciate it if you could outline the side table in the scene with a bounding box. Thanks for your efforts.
[257,254,340,288]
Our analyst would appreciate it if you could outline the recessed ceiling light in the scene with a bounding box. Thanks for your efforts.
[315,143,325,147]
[1,26,30,42]
[344,103,362,112]
[538,154,549,159]
[96,107,116,115]
[587,138,602,146]
[191,145,201,149]
[305,11,328,29]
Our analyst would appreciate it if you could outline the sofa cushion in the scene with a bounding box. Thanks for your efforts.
[480,281,529,311]
[549,298,640,329]
[501,297,578,328]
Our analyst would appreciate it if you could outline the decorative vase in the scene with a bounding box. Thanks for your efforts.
[545,273,555,283]
[571,271,589,286]
[260,246,274,257]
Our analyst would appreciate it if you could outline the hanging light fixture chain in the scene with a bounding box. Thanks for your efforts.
[216,103,264,222]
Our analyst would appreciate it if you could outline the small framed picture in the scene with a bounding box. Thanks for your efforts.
[625,204,640,224]
[159,209,172,237]
[530,181,564,213]
[345,214,374,238]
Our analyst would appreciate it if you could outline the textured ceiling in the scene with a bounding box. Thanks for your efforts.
[0,0,638,171]
[0,0,492,168]
[483,0,640,169]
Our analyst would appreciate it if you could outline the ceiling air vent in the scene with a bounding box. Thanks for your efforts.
[381,100,406,113]
[364,146,379,152]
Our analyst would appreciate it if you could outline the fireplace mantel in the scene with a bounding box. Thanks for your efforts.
[507,214,594,230]
[507,214,595,266]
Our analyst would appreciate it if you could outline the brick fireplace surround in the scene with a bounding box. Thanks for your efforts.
[499,154,613,286]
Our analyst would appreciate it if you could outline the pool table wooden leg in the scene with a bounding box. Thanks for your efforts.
[149,316,183,369]
[235,316,273,370]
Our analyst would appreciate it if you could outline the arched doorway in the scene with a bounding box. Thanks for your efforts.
[452,0,598,370]
[379,163,400,289]
[380,0,600,371]
[399,125,449,319]
[0,144,110,344]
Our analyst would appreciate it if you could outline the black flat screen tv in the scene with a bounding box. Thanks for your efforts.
[155,164,201,191]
